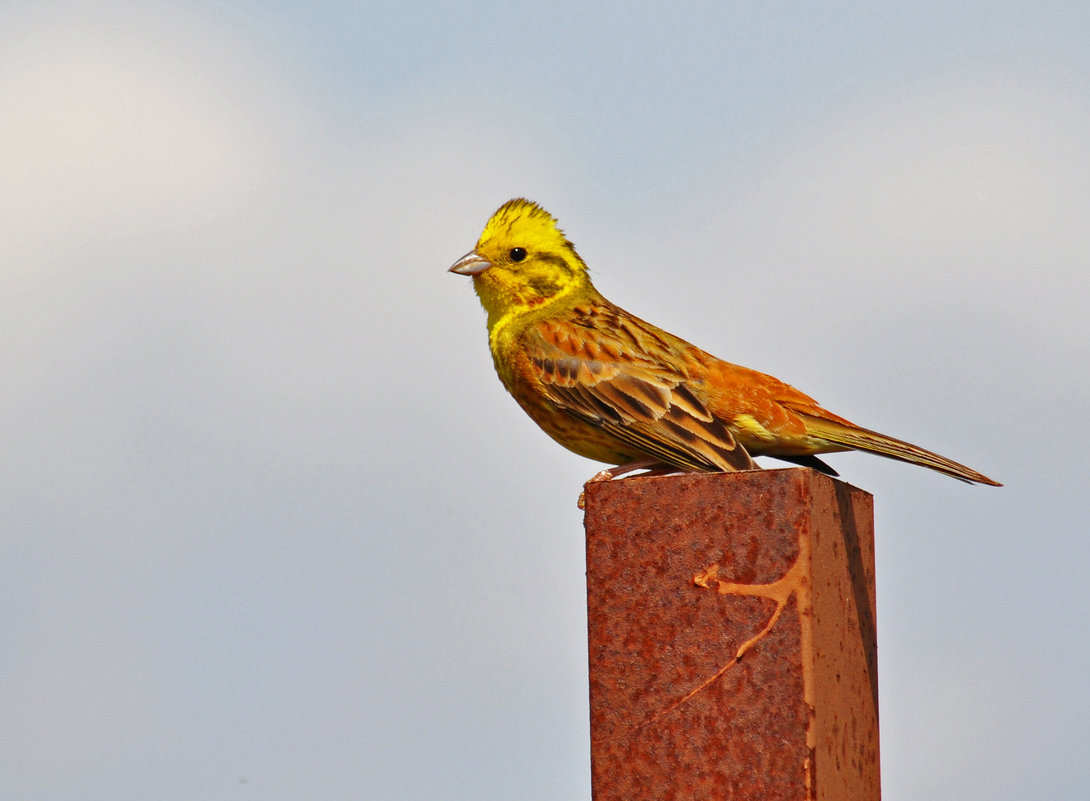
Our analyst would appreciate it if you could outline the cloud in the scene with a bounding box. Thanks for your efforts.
[0,4,294,264]
[0,5,577,795]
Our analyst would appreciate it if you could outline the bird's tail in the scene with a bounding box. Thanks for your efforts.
[792,410,1001,486]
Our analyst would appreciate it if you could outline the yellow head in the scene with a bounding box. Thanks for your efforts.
[449,199,590,326]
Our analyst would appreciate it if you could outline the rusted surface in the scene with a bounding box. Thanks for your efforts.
[583,468,879,801]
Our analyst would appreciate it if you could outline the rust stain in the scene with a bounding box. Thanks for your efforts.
[601,542,812,744]
[689,529,819,794]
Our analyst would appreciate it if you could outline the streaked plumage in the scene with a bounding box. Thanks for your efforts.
[449,199,1000,486]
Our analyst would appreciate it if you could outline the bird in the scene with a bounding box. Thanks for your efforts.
[448,198,1000,487]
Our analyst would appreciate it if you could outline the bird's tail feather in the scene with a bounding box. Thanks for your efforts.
[794,412,1001,486]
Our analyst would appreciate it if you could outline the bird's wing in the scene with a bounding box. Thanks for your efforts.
[523,313,755,472]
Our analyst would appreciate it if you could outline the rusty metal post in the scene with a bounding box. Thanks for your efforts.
[583,468,880,801]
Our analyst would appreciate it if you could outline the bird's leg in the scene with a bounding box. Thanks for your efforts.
[578,459,672,509]
[588,458,666,482]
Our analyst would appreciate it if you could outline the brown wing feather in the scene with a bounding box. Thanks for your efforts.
[524,308,755,472]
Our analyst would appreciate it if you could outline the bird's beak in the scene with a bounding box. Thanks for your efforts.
[448,250,492,276]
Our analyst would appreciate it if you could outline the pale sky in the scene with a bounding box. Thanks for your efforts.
[2,2,1088,799]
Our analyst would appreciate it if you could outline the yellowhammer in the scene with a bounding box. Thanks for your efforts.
[449,198,999,486]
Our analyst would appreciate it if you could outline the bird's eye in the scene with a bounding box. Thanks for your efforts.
[509,247,527,262]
